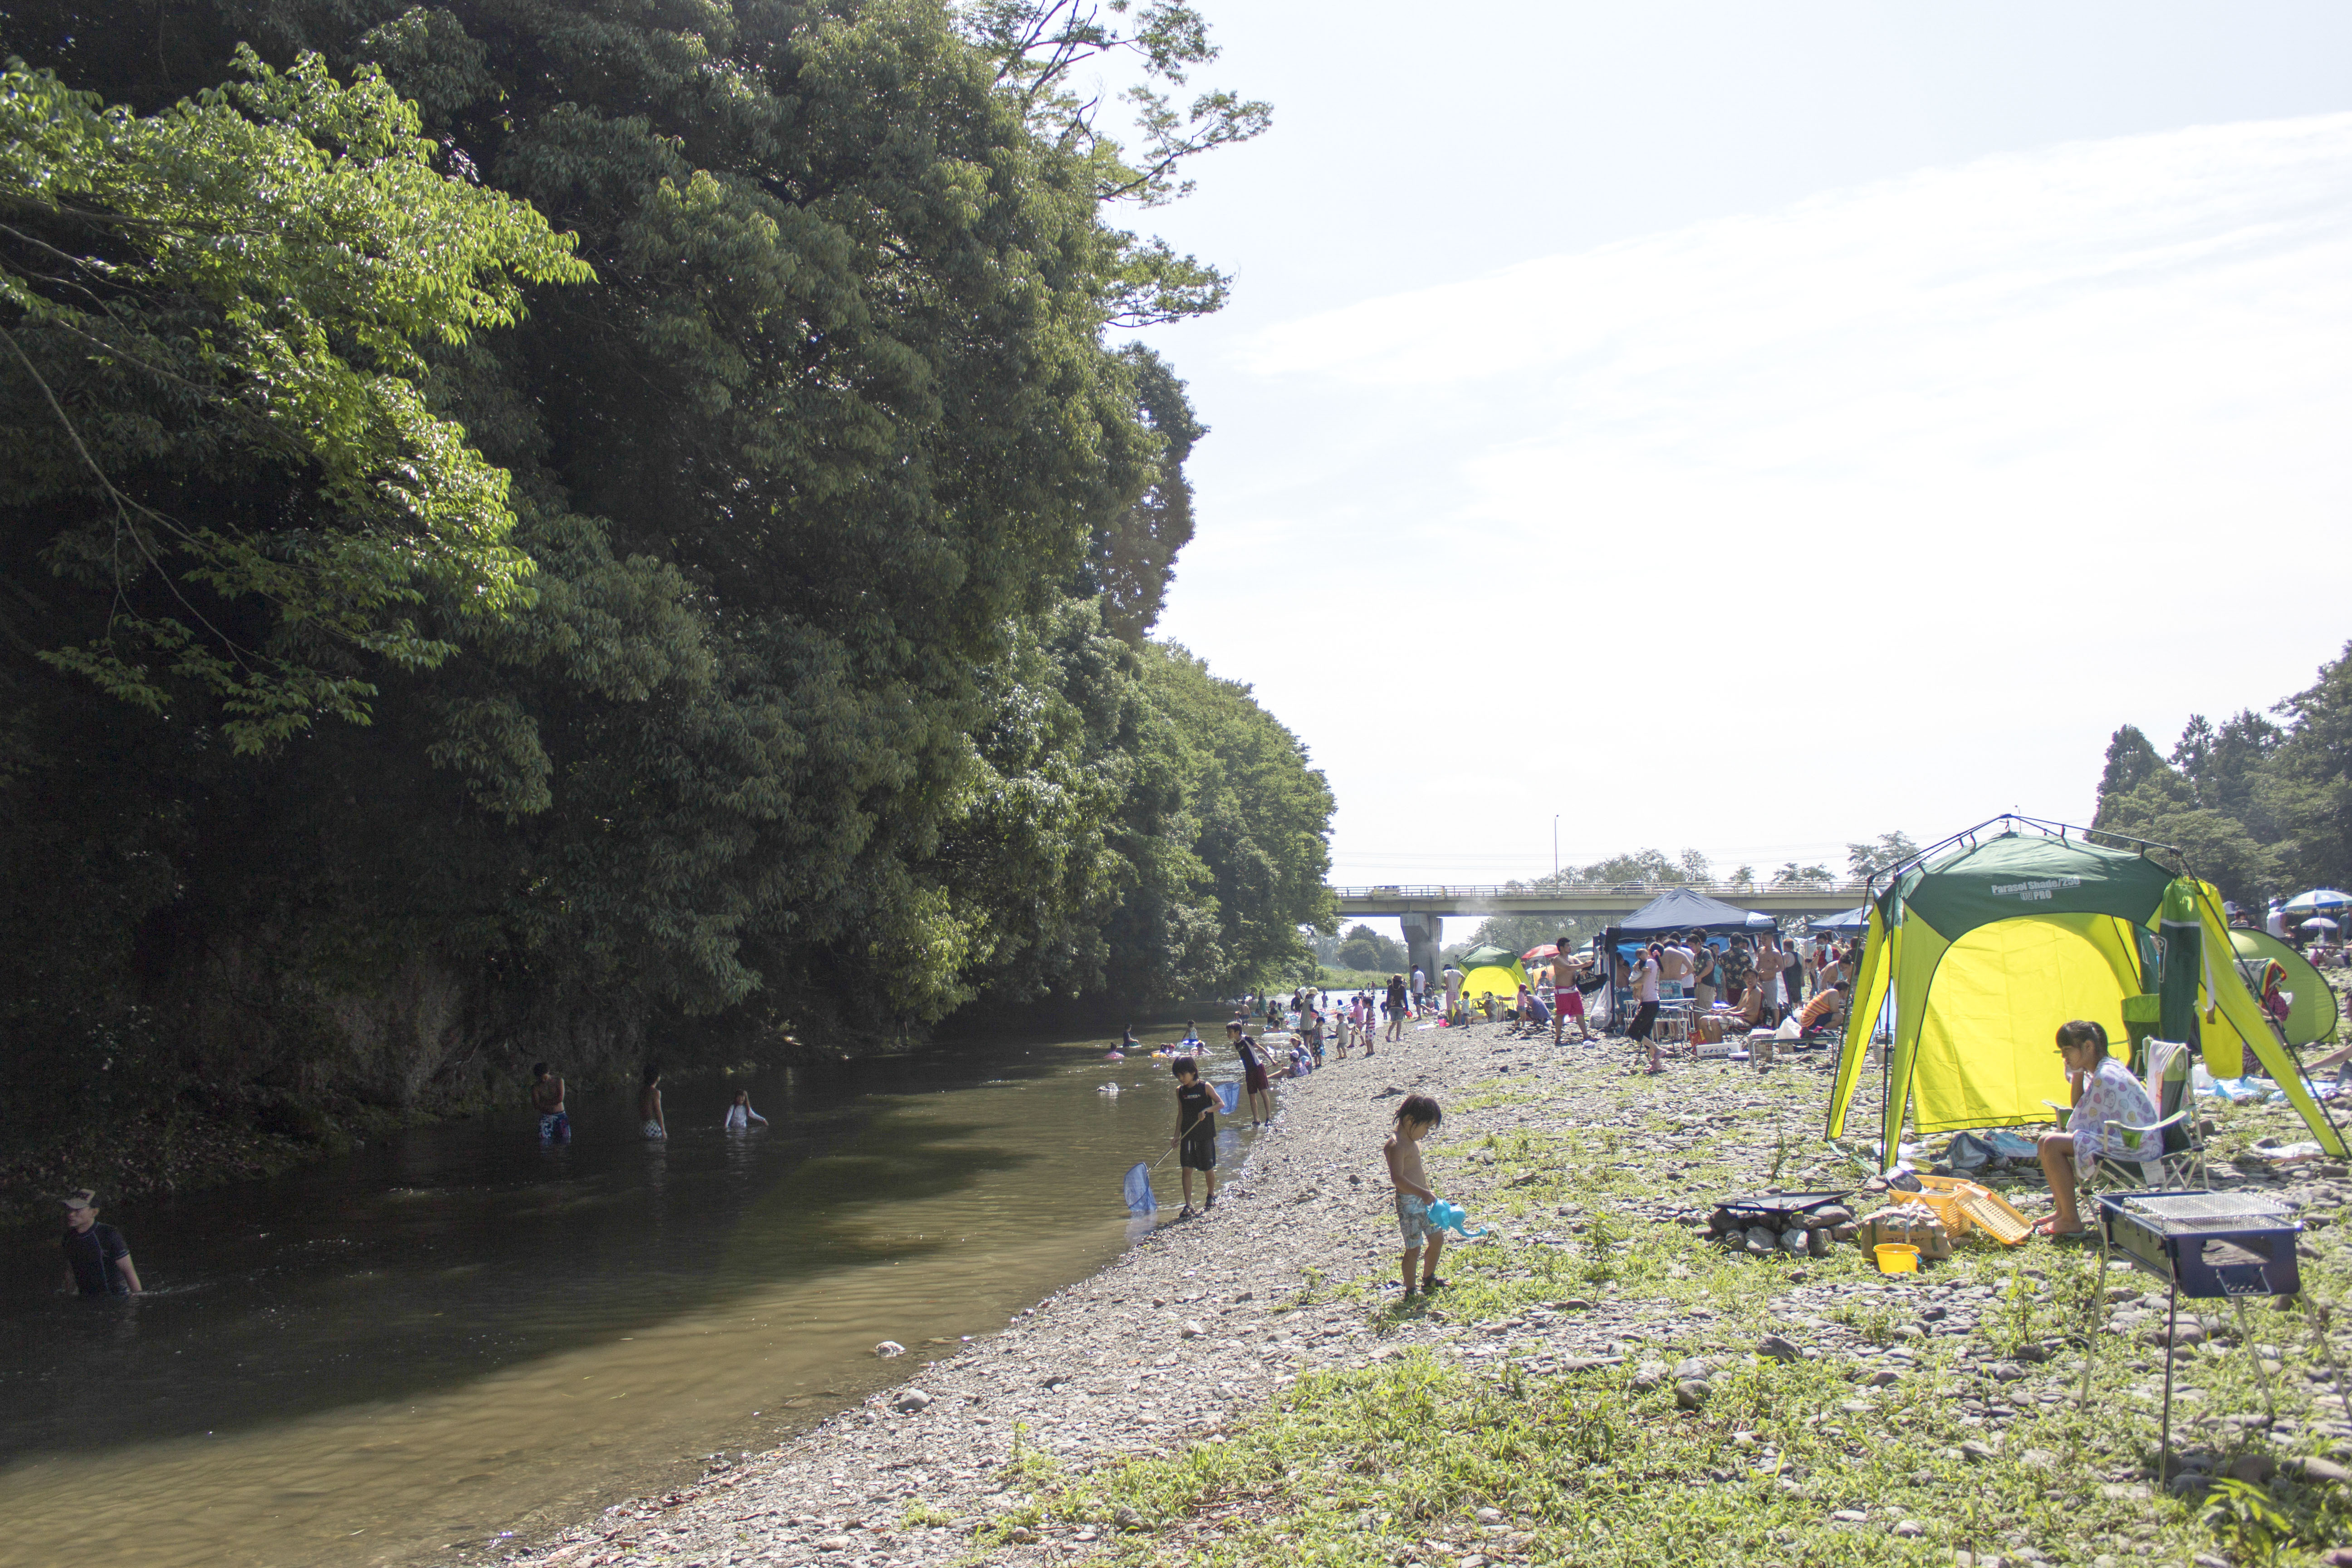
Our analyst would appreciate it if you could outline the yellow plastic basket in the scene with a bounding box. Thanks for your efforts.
[1904,1174,1974,1238]
[1958,1187,2033,1246]
[1911,1173,2032,1247]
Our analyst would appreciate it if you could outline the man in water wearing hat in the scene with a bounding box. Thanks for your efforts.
[59,1190,142,1297]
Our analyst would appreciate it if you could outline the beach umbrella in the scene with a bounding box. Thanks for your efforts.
[2302,916,2339,932]
[2284,889,2352,914]
[1808,906,1870,935]
[1521,943,1559,961]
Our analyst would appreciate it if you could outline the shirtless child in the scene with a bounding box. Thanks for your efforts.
[531,1062,569,1143]
[1382,1094,1446,1296]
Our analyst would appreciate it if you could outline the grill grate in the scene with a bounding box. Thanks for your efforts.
[2121,1193,2293,1233]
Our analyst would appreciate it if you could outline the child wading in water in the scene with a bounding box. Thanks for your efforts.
[1170,1057,1218,1216]
[1383,1094,1446,1295]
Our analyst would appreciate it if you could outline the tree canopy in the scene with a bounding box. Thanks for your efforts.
[0,0,1323,1172]
[2092,645,2352,911]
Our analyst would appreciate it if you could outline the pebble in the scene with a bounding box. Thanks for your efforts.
[873,1340,906,1358]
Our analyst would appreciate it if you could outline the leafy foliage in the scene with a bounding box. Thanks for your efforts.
[0,0,1317,1178]
[1843,831,1918,880]
[1336,923,1405,975]
[0,48,591,749]
[2092,641,2352,907]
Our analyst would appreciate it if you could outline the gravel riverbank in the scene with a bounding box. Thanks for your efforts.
[468,1014,2352,1568]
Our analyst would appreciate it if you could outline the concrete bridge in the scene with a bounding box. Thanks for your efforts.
[1331,882,1871,978]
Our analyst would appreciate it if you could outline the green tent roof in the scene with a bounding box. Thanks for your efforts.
[1887,831,2177,939]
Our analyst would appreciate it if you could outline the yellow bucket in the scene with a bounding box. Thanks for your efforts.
[1873,1242,1921,1275]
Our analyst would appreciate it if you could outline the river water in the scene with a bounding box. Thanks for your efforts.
[0,1029,1250,1567]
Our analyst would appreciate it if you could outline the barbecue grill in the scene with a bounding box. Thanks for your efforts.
[2096,1191,2301,1299]
[2089,1187,2303,1470]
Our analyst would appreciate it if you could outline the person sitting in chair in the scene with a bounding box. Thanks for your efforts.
[2034,1018,2158,1238]
[1796,981,1850,1039]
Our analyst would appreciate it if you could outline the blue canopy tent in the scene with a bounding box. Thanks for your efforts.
[1601,888,1774,1022]
[1809,906,1870,935]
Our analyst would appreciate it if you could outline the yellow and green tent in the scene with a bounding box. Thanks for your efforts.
[1827,819,2347,1166]
[2226,928,2340,1048]
[1455,944,1531,1009]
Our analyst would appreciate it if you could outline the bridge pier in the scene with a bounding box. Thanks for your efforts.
[1399,913,1442,984]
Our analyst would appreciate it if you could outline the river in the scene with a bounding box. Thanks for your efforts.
[0,1028,1250,1567]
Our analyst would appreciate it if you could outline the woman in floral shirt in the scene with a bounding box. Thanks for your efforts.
[2035,1019,2159,1237]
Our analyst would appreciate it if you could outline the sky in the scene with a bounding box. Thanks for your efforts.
[1109,1,2352,917]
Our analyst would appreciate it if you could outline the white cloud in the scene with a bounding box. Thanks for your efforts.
[1158,114,2352,883]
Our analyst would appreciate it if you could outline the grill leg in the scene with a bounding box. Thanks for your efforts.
[2079,1211,2114,1407]
[2161,1274,2179,1480]
[2233,1296,2277,1422]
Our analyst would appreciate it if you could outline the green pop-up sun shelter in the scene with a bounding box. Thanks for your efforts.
[2226,928,2341,1049]
[1455,944,1531,1008]
[1828,817,2348,1166]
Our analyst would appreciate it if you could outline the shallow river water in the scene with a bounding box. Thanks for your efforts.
[0,1030,1247,1567]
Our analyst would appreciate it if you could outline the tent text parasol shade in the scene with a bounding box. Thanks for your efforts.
[2302,916,2340,932]
[1809,906,1870,934]
[1522,944,1559,961]
[2283,889,2352,914]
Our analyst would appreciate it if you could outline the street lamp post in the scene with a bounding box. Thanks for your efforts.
[1553,814,1560,883]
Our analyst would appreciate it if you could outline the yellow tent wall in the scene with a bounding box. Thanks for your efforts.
[1459,964,1529,1006]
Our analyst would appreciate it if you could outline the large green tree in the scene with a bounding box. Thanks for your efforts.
[0,0,1316,1186]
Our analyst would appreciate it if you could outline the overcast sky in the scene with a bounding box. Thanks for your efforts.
[1117,1,2352,906]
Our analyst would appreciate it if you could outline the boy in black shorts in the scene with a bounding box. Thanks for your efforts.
[1169,1057,1218,1216]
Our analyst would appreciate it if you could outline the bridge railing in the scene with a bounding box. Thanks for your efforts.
[1331,881,1871,902]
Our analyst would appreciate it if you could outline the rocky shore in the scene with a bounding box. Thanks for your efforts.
[470,1014,2352,1568]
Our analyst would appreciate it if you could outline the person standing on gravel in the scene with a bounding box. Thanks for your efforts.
[1169,1057,1219,1215]
[1553,947,1593,1044]
[1383,1094,1447,1296]
[1442,960,1463,1023]
[1384,974,1408,1043]
[1627,943,1664,1074]
[1690,938,1718,1009]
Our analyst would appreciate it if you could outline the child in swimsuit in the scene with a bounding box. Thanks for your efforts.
[1383,1094,1446,1295]
[640,1067,666,1139]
